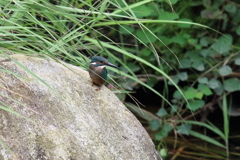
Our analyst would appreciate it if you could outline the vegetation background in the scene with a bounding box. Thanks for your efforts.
[1,0,240,159]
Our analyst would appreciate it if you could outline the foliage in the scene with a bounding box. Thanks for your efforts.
[1,0,240,159]
[114,0,240,159]
[0,0,180,157]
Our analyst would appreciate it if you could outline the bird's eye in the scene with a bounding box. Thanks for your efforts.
[100,61,104,63]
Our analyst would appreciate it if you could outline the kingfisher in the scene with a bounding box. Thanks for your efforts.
[89,56,119,91]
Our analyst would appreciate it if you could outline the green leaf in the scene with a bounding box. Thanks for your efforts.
[236,26,240,36]
[192,59,205,71]
[149,119,160,131]
[112,0,125,7]
[171,99,178,104]
[171,36,187,46]
[200,38,208,47]
[212,80,223,95]
[177,72,188,81]
[170,0,180,5]
[156,107,168,117]
[214,86,224,96]
[119,25,134,35]
[198,77,208,84]
[211,35,232,54]
[233,10,240,23]
[180,59,191,69]
[224,3,237,14]
[147,77,158,87]
[187,51,201,61]
[235,58,240,65]
[127,63,140,72]
[140,48,151,56]
[155,129,168,140]
[203,0,211,8]
[163,123,172,132]
[186,100,205,111]
[195,92,203,99]
[136,29,157,44]
[155,123,172,140]
[198,84,213,96]
[208,79,220,89]
[195,45,202,50]
[200,49,217,57]
[173,90,183,99]
[184,87,196,100]
[224,78,240,92]
[159,148,168,157]
[183,33,191,39]
[213,0,224,7]
[132,5,152,18]
[158,12,179,20]
[168,76,179,85]
[219,65,232,76]
[177,124,192,135]
[159,36,171,46]
[200,37,213,47]
[188,38,198,45]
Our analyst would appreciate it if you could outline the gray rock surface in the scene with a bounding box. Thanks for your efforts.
[0,54,162,160]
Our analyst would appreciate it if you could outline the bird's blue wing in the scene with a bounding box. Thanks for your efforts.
[101,68,108,80]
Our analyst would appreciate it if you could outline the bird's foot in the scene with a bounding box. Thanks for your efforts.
[95,88,101,91]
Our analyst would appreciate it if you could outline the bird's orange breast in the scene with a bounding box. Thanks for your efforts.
[89,64,106,86]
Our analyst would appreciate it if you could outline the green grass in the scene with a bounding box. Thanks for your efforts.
[0,0,184,120]
[0,0,233,159]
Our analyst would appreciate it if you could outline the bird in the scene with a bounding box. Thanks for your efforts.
[89,56,119,91]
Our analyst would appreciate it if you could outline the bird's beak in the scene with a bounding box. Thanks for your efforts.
[106,62,120,69]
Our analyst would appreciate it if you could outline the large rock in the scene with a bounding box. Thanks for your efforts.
[0,55,162,160]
